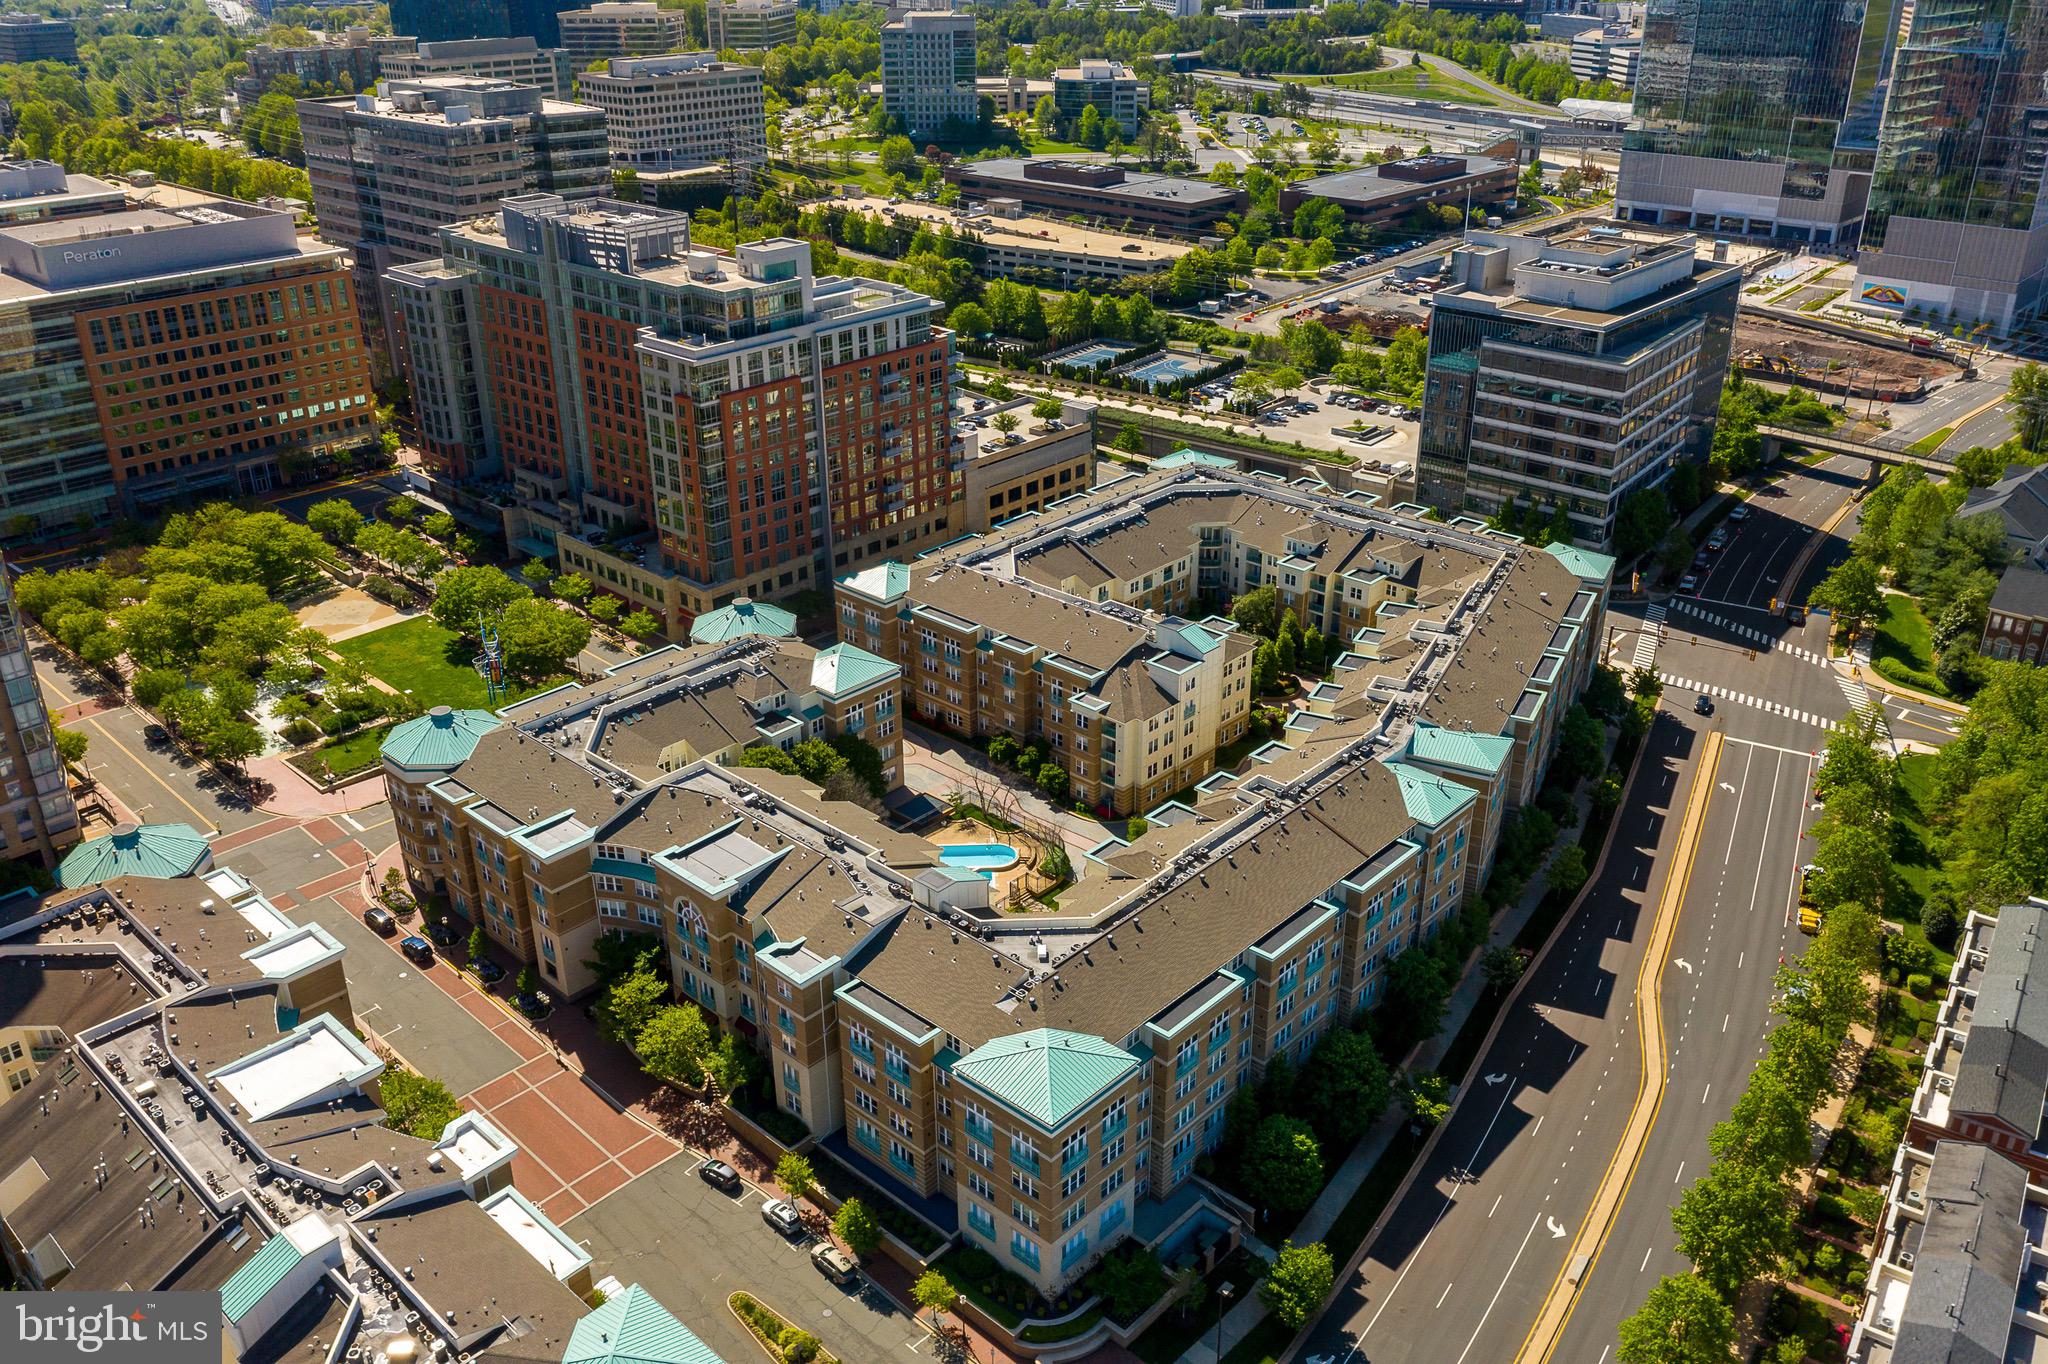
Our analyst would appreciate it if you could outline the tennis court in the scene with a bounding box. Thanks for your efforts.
[1113,352,1222,388]
[1044,341,1135,368]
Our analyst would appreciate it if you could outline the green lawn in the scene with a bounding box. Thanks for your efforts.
[1872,593,1948,697]
[1285,66,1513,109]
[1890,751,1954,976]
[302,722,396,780]
[328,617,563,711]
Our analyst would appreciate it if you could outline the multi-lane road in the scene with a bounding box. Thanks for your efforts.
[1298,455,1932,1364]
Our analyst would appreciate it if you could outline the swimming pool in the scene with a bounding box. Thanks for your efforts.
[938,843,1021,876]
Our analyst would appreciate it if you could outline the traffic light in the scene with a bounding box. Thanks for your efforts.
[1630,570,1641,594]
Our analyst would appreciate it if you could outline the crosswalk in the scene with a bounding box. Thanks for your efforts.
[1834,673,1891,739]
[1657,672,1842,731]
[1632,603,1666,672]
[1669,599,1828,665]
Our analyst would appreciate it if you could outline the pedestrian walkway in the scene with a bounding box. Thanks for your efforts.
[1656,672,1839,731]
[1631,603,1665,672]
[1833,671,1891,739]
[1670,599,1828,665]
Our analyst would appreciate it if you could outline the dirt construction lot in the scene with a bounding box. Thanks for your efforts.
[1735,314,1962,387]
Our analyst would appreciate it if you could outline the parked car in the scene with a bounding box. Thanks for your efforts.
[761,1199,802,1236]
[1728,505,1750,521]
[1678,574,1699,593]
[399,935,434,966]
[363,906,398,936]
[811,1243,859,1285]
[698,1159,741,1193]
[143,723,170,748]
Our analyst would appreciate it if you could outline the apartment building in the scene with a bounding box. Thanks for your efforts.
[387,194,960,633]
[0,165,375,531]
[1419,226,1740,549]
[0,551,78,867]
[376,36,576,100]
[0,12,75,64]
[705,0,797,51]
[575,52,767,175]
[959,394,1096,532]
[382,467,1608,1305]
[881,10,977,140]
[1052,61,1150,137]
[558,2,690,66]
[235,28,391,100]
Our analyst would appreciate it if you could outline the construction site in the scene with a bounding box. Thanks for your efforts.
[1734,313,1964,401]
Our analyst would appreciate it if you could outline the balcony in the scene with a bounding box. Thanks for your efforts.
[890,1149,917,1179]
[1061,1144,1090,1176]
[855,1126,882,1155]
[1060,1233,1090,1270]
[1102,1113,1128,1141]
[884,1055,913,1085]
[1206,1029,1230,1056]
[968,1205,995,1239]
[965,1114,994,1144]
[850,1035,875,1062]
[1010,1146,1041,1177]
[1175,1051,1198,1078]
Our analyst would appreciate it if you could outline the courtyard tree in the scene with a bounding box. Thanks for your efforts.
[597,968,667,1046]
[306,499,363,544]
[1294,1029,1391,1148]
[833,1197,882,1258]
[636,1004,712,1086]
[429,566,530,636]
[497,598,591,680]
[1244,1115,1324,1213]
[1259,1241,1334,1331]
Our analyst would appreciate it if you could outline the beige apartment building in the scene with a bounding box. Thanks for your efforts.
[381,466,1610,1306]
[575,52,767,174]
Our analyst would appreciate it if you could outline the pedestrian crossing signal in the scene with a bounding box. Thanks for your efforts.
[1631,571,1640,594]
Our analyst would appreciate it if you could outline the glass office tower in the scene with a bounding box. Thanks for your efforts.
[1616,0,1903,244]
[1852,1,2048,329]
[389,0,578,46]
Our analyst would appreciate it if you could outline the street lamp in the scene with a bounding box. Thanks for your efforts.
[1214,1281,1236,1362]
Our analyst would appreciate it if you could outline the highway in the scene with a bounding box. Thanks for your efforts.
[1297,456,1913,1364]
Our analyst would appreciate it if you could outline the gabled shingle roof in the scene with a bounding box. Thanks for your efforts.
[951,1028,1140,1129]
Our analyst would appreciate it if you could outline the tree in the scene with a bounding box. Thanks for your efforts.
[467,923,490,963]
[1548,843,1591,897]
[1481,944,1526,995]
[1616,1274,1736,1364]
[1295,1029,1392,1148]
[1387,948,1453,1040]
[992,412,1020,435]
[636,1004,712,1085]
[378,1068,463,1140]
[1032,93,1059,133]
[515,964,539,998]
[1113,420,1146,454]
[1953,443,2009,489]
[553,572,593,605]
[1244,1115,1324,1213]
[597,968,667,1046]
[1554,703,1606,787]
[775,1152,816,1203]
[430,566,530,636]
[620,609,662,641]
[1032,397,1064,419]
[878,135,919,178]
[1670,1159,1794,1297]
[497,598,591,679]
[1614,488,1673,561]
[1401,1071,1452,1127]
[1232,585,1280,638]
[949,301,993,337]
[1036,761,1070,801]
[52,724,87,766]
[776,1329,819,1364]
[307,499,362,545]
[1809,555,1882,639]
[911,1269,955,1325]
[834,1197,882,1258]
[2010,361,2048,450]
[590,595,623,625]
[1259,1241,1334,1331]
[520,558,556,592]
[384,496,421,525]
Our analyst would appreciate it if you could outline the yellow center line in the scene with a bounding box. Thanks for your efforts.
[1517,729,1724,1363]
[81,711,219,834]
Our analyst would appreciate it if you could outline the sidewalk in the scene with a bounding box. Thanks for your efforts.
[1178,778,1602,1364]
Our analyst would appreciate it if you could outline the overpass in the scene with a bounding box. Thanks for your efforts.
[1756,423,1956,474]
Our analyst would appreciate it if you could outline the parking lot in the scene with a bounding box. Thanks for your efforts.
[1182,376,1421,460]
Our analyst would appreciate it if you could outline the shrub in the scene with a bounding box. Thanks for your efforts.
[362,574,411,606]
[1906,973,1933,999]
[777,1328,820,1363]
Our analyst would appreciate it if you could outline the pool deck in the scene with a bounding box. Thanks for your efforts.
[930,818,1039,905]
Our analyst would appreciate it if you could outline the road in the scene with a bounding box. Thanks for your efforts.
[1297,454,1907,1364]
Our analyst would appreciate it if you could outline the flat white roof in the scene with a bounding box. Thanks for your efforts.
[481,1187,591,1280]
[242,923,344,980]
[235,893,298,940]
[211,1015,382,1120]
[435,1112,517,1178]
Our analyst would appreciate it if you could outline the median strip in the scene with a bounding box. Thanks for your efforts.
[1515,729,1724,1364]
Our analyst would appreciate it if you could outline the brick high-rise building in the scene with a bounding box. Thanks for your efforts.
[0,161,375,531]
[387,194,961,636]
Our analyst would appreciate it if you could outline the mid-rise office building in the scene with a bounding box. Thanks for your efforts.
[575,53,767,175]
[234,28,389,100]
[704,0,797,51]
[0,162,375,531]
[381,467,1613,1303]
[1568,28,1639,88]
[0,550,78,867]
[376,35,576,100]
[301,79,607,351]
[557,2,690,66]
[387,194,960,632]
[1617,0,1896,246]
[943,158,1248,234]
[390,0,581,46]
[1855,0,2048,331]
[881,10,977,140]
[0,12,75,64]
[1051,60,1150,136]
[1418,228,1740,548]
[957,394,1097,531]
[1279,154,1518,232]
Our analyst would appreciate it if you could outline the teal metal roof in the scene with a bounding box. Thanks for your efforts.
[1542,541,1617,584]
[1155,447,1237,471]
[1407,722,1514,776]
[380,706,501,772]
[689,597,796,644]
[58,822,211,889]
[1385,761,1477,827]
[811,643,897,698]
[952,1028,1140,1130]
[563,1284,726,1364]
[838,561,910,602]
[220,1235,304,1323]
